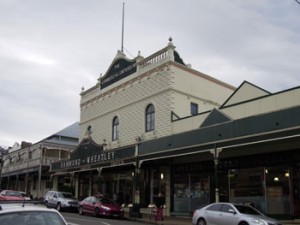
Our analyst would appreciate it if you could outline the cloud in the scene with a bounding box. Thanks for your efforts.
[0,0,300,147]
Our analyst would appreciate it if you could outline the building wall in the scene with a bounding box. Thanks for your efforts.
[79,39,238,150]
[80,58,235,148]
[224,82,269,106]
[172,87,300,134]
[170,64,234,117]
[223,87,300,120]
[80,66,174,147]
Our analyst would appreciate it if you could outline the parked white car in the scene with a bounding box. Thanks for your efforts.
[44,191,78,212]
[192,202,282,225]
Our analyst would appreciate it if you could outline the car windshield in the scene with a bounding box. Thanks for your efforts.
[0,211,66,225]
[234,205,262,215]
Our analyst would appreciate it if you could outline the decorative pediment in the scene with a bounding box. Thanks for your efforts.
[100,54,137,89]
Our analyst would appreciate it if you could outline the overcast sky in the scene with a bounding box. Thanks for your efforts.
[1,0,299,148]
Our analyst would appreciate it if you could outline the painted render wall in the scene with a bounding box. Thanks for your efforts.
[80,66,173,147]
[79,43,235,149]
[170,64,235,117]
[222,87,300,120]
[172,87,300,134]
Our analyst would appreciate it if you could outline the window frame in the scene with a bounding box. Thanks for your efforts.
[190,102,198,115]
[112,116,120,141]
[145,104,155,132]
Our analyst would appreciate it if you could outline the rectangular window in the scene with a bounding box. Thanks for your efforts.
[191,103,198,115]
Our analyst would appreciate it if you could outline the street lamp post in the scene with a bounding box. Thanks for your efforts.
[210,147,222,203]
[130,136,142,218]
[37,145,46,199]
[0,149,9,190]
[0,151,3,189]
[25,147,31,195]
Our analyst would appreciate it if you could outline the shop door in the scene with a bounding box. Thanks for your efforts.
[173,174,210,214]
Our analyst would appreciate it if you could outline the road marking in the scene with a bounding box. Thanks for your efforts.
[64,216,111,225]
[100,222,111,225]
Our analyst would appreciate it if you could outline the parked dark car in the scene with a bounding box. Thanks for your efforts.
[78,195,124,219]
[192,202,282,225]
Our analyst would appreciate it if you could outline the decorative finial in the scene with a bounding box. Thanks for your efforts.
[168,36,173,46]
[138,51,141,56]
[81,86,85,92]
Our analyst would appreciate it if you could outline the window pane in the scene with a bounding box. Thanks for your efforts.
[191,103,198,115]
[146,104,155,132]
[112,117,119,140]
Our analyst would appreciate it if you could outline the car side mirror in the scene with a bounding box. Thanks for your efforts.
[92,201,96,204]
[228,209,236,214]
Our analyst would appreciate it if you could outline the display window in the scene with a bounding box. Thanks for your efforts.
[229,167,291,215]
[173,174,210,213]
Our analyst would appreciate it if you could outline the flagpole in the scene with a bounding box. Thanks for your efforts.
[121,2,125,53]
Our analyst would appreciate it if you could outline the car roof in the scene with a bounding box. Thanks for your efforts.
[0,201,68,225]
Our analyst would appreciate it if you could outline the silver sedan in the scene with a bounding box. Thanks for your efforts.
[192,202,282,225]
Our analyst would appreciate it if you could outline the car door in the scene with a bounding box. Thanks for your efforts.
[219,204,239,225]
[47,192,55,207]
[50,192,59,207]
[204,203,222,225]
[89,196,97,214]
[83,197,94,214]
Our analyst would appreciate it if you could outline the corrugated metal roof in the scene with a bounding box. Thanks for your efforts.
[53,122,80,138]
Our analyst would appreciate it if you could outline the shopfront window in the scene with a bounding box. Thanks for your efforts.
[229,168,265,212]
[229,167,291,215]
[173,174,210,214]
[265,167,291,214]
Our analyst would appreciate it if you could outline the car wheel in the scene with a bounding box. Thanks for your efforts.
[56,203,62,212]
[95,207,100,217]
[79,206,84,215]
[44,201,49,208]
[239,222,249,225]
[197,218,206,225]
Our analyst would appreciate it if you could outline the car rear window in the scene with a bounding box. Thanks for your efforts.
[0,211,66,225]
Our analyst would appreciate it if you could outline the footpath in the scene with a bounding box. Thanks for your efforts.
[125,213,300,225]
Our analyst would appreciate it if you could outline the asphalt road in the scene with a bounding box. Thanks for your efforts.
[62,212,145,225]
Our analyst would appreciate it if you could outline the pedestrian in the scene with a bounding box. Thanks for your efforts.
[155,192,165,221]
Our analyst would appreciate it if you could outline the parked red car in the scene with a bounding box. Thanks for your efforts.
[0,190,25,200]
[78,195,124,219]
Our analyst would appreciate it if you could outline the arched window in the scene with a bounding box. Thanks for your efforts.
[86,125,92,136]
[146,104,155,132]
[112,116,119,141]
